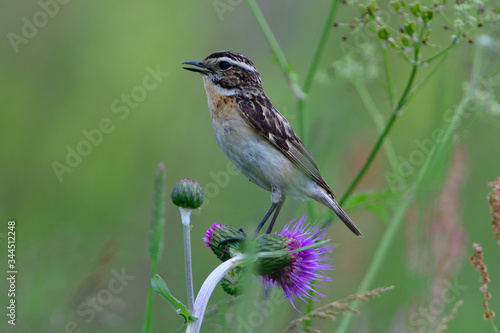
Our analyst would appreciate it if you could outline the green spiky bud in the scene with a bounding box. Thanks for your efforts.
[378,28,390,40]
[254,234,297,276]
[391,1,401,11]
[171,179,204,209]
[204,223,246,261]
[220,267,243,296]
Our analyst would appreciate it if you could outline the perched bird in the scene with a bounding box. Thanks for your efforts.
[183,51,362,236]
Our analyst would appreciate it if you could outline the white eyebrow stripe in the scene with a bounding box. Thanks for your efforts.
[218,57,257,72]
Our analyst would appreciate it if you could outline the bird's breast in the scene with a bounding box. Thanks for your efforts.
[201,78,311,199]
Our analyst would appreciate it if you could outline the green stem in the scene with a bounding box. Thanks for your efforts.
[339,63,418,205]
[303,0,340,94]
[181,208,195,312]
[246,0,288,73]
[381,43,395,108]
[298,0,340,140]
[407,44,455,102]
[353,79,399,170]
[143,263,156,333]
[246,0,305,99]
[422,40,458,64]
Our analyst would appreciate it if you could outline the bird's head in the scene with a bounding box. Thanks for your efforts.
[183,51,263,95]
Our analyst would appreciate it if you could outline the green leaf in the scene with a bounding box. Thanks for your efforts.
[151,274,198,323]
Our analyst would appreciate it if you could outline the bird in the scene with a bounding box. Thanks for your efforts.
[182,51,362,236]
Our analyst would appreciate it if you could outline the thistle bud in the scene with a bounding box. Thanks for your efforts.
[204,223,246,261]
[220,267,243,296]
[171,179,204,209]
[254,234,297,277]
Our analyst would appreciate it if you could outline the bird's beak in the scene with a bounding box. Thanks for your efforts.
[182,61,211,74]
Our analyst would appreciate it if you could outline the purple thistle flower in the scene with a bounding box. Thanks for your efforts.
[259,215,335,311]
[202,216,334,311]
[204,223,246,261]
[203,222,223,248]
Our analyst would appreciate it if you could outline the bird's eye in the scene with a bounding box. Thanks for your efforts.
[218,61,232,70]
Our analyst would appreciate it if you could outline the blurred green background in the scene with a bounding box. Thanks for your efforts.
[1,1,499,332]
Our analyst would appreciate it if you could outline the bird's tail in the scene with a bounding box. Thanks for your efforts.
[318,190,363,237]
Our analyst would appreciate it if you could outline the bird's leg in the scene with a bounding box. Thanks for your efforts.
[252,202,278,236]
[253,185,283,236]
[265,195,285,234]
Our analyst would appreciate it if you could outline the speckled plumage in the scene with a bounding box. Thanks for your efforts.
[183,51,362,236]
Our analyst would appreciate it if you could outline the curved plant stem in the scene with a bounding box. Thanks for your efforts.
[187,254,245,333]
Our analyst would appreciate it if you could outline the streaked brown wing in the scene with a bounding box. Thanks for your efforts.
[237,95,335,197]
